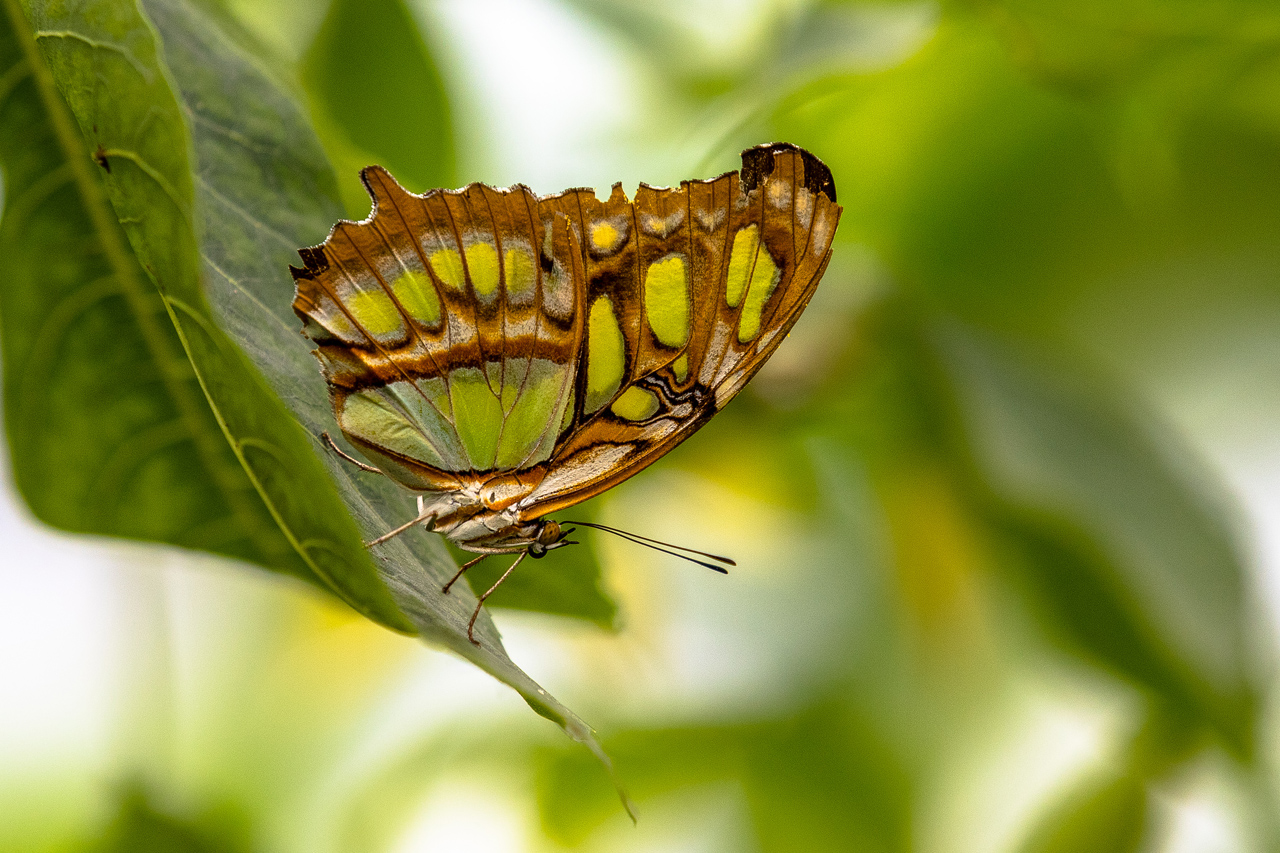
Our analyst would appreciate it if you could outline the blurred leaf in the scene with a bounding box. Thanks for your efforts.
[82,785,251,853]
[778,20,1113,328]
[301,0,454,214]
[778,3,1265,739]
[335,727,548,853]
[555,0,702,72]
[9,0,623,786]
[817,299,1256,744]
[930,319,1257,749]
[539,696,914,852]
[1018,772,1147,853]
[980,0,1280,96]
[981,0,1280,217]
[563,0,939,167]
[1020,694,1212,852]
[777,8,1280,339]
[539,725,743,846]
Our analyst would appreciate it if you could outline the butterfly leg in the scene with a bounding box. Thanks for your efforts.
[321,432,383,475]
[365,510,436,548]
[442,553,489,594]
[467,551,528,646]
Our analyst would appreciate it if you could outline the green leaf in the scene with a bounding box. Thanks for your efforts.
[301,0,455,215]
[81,784,251,853]
[191,0,618,631]
[142,0,619,629]
[0,4,318,582]
[5,0,625,796]
[5,0,411,633]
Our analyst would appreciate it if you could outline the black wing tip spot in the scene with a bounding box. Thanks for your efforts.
[739,142,837,204]
[295,246,329,273]
[799,149,837,204]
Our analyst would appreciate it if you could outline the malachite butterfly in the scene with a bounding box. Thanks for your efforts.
[292,143,841,643]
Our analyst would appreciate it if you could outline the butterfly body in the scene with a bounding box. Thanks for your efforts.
[413,480,566,555]
[292,143,840,590]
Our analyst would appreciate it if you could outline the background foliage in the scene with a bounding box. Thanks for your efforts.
[2,0,1279,850]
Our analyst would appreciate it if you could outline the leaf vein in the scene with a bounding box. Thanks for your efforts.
[100,146,190,220]
[32,29,151,80]
[194,173,294,248]
[0,56,30,109]
[199,251,296,336]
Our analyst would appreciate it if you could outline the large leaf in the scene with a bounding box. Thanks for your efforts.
[4,0,410,632]
[191,0,618,629]
[7,0,624,796]
[0,2,317,584]
[139,0,619,631]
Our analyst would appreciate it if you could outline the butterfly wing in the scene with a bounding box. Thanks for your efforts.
[292,144,839,520]
[291,170,587,495]
[517,143,841,517]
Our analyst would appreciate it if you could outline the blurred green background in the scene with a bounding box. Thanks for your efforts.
[3,0,1280,850]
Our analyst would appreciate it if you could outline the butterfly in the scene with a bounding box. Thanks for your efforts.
[291,143,841,643]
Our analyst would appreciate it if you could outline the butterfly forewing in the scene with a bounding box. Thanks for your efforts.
[292,143,840,521]
[291,170,586,494]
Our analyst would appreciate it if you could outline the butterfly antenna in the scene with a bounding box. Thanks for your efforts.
[563,520,734,574]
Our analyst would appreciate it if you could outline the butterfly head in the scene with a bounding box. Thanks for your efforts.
[527,519,574,558]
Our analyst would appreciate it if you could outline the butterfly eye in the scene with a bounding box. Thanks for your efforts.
[534,521,562,546]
